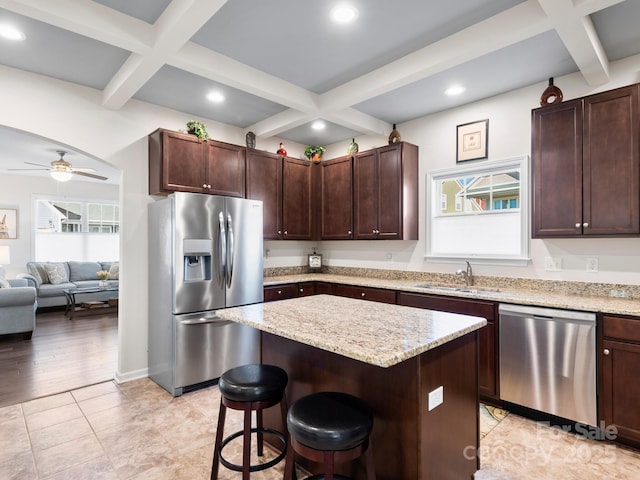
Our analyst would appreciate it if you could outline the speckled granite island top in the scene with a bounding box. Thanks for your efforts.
[216,294,486,368]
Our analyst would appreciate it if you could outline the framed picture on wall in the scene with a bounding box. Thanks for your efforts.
[0,208,18,239]
[456,119,488,163]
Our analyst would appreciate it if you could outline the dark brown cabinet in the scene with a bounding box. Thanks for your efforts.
[532,84,640,237]
[397,292,498,400]
[148,128,245,197]
[246,151,314,240]
[320,155,353,240]
[354,142,418,240]
[332,284,397,304]
[263,284,299,302]
[601,314,640,445]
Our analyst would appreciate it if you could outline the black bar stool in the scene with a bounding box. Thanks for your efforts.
[284,391,376,480]
[211,364,289,480]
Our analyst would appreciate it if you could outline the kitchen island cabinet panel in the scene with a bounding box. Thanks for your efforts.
[397,292,498,400]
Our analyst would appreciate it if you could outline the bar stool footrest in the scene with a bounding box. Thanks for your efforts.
[219,427,287,473]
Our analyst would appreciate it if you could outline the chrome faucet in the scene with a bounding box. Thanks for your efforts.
[456,261,473,286]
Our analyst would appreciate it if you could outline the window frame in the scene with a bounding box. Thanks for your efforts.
[425,155,530,266]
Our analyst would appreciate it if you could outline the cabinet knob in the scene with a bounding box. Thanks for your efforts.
[372,229,376,234]
[277,230,282,234]
[603,348,610,356]
[284,231,288,235]
[277,290,282,295]
[203,184,208,188]
[299,288,303,292]
[575,223,581,228]
[583,222,589,228]
[348,230,352,234]
[361,292,366,297]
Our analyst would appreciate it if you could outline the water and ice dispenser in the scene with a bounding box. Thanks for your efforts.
[182,239,212,281]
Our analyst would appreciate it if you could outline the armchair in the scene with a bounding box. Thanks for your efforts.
[0,278,37,339]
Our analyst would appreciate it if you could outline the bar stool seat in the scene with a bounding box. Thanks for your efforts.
[211,364,289,480]
[284,391,376,480]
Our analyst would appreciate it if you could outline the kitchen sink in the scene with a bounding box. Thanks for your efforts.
[413,284,501,294]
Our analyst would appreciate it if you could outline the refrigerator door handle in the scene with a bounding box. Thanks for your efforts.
[226,213,234,288]
[179,316,233,326]
[217,211,226,286]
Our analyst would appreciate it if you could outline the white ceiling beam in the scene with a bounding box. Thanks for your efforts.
[322,109,391,138]
[245,110,313,139]
[318,1,553,112]
[170,43,320,113]
[102,0,228,109]
[0,0,152,52]
[537,0,609,86]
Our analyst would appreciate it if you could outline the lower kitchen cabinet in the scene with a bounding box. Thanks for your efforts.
[601,314,640,445]
[397,292,498,401]
[263,284,299,302]
[332,284,397,304]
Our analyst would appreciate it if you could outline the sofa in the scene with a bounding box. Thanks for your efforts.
[18,261,119,308]
[0,278,37,339]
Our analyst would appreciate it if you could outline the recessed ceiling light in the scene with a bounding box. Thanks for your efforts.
[0,24,26,41]
[206,91,225,103]
[445,85,466,96]
[311,121,326,130]
[330,4,359,24]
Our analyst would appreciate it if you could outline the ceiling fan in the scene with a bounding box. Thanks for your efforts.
[9,150,108,182]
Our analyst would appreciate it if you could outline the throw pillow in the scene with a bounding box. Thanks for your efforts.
[108,262,119,280]
[43,263,69,285]
[27,262,48,285]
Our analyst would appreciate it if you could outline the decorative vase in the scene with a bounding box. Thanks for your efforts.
[388,124,401,144]
[277,142,287,156]
[245,131,256,149]
[99,280,108,289]
[540,77,563,106]
[311,153,322,163]
[347,138,359,154]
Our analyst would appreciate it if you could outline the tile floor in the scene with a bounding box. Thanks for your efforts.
[1,378,639,479]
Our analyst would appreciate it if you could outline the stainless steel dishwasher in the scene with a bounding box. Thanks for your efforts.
[499,303,597,426]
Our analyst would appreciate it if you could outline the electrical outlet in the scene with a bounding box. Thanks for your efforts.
[428,386,444,411]
[544,256,562,271]
[586,257,598,273]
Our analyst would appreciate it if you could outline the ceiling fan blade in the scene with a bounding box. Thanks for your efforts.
[74,171,108,181]
[8,167,49,171]
[70,167,97,173]
[24,161,52,168]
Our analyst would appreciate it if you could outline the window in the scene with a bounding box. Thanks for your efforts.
[34,196,120,262]
[426,156,529,265]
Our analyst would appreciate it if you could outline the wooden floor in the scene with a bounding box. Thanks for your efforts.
[0,309,117,408]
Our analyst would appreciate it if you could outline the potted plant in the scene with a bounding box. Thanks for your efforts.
[304,145,326,162]
[186,120,210,140]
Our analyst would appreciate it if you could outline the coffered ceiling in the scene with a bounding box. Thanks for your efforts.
[0,0,639,182]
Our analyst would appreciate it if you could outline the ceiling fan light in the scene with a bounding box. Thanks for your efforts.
[50,170,73,182]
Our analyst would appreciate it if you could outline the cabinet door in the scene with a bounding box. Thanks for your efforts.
[397,292,498,399]
[263,284,298,302]
[601,339,640,443]
[377,145,402,239]
[149,130,206,195]
[297,282,316,297]
[583,85,640,235]
[246,150,282,239]
[354,150,379,239]
[282,157,313,240]
[321,156,353,239]
[531,99,583,237]
[204,141,246,197]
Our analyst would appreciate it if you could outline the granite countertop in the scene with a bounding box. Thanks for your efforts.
[216,295,486,368]
[264,273,640,317]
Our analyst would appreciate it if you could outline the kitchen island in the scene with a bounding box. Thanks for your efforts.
[217,294,487,479]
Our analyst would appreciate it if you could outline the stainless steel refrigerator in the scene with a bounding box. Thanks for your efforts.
[148,192,263,396]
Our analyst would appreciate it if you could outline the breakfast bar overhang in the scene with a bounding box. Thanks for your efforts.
[217,294,487,479]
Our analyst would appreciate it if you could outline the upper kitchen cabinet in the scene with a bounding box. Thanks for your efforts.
[320,155,353,240]
[532,84,640,237]
[353,142,419,240]
[148,128,245,197]
[246,151,314,240]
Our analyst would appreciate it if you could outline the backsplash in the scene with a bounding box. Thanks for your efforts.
[264,266,640,300]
